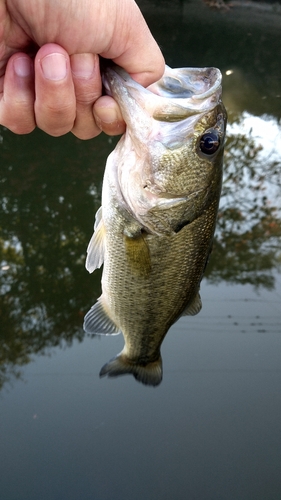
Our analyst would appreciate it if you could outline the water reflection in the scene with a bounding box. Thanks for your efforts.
[0,0,281,389]
[0,129,111,388]
[1,106,280,387]
[206,111,281,288]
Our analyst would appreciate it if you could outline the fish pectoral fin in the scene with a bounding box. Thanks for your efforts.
[182,291,202,316]
[85,208,105,273]
[93,206,102,230]
[83,297,120,335]
[100,352,162,387]
[124,233,151,277]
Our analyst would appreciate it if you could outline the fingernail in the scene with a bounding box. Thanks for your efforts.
[71,53,96,79]
[41,53,67,81]
[14,57,32,77]
[95,107,119,124]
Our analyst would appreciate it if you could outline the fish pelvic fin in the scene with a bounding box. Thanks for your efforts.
[99,352,163,387]
[85,207,105,273]
[182,291,202,316]
[83,297,120,335]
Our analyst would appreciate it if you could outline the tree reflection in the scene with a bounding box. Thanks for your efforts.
[206,118,281,288]
[0,128,108,389]
[0,112,281,388]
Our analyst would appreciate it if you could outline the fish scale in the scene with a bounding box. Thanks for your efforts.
[84,64,227,386]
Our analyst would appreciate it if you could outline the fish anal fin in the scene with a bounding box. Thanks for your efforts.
[182,291,202,316]
[100,352,162,387]
[83,297,120,335]
[124,233,151,277]
[85,209,105,273]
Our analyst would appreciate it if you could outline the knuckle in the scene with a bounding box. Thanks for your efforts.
[71,127,101,140]
[10,122,36,135]
[71,110,101,140]
[0,107,36,134]
[39,123,72,137]
[35,102,76,136]
[37,101,75,119]
[75,90,100,106]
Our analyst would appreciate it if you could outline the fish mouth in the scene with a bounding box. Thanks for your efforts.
[150,67,222,100]
[102,64,222,124]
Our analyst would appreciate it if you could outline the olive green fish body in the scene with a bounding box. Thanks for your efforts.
[84,65,227,386]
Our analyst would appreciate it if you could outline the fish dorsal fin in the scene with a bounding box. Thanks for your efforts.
[85,207,105,273]
[182,292,202,316]
[83,297,120,335]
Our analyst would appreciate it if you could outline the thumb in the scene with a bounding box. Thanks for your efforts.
[99,2,165,87]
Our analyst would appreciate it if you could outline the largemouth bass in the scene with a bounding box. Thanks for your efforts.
[84,64,227,386]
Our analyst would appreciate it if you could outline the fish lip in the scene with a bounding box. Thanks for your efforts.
[102,64,223,125]
[103,64,222,99]
[151,66,222,100]
[102,65,134,98]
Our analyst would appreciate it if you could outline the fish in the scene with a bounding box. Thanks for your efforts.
[84,64,227,386]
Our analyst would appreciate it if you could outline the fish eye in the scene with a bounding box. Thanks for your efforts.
[199,129,220,155]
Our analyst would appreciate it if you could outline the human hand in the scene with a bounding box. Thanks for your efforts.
[0,0,164,139]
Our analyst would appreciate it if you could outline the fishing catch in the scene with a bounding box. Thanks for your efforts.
[84,64,227,386]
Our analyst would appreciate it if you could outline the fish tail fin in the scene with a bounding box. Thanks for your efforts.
[99,352,163,387]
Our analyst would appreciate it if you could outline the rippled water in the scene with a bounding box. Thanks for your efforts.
[0,1,281,499]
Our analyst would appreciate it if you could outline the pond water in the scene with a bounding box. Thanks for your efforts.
[0,1,281,499]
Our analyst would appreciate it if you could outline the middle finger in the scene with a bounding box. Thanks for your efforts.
[34,44,76,136]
